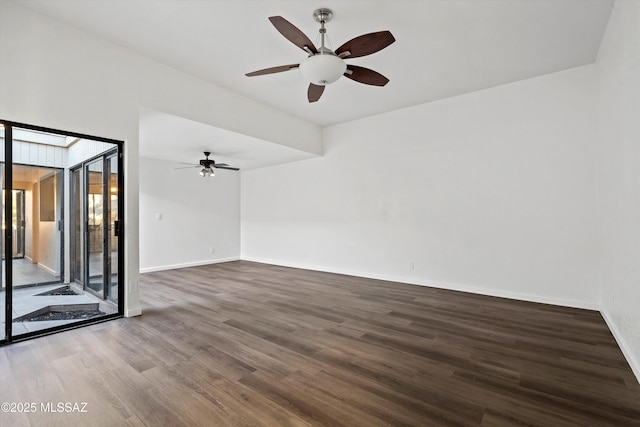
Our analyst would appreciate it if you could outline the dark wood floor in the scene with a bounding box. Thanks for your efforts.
[1,260,639,426]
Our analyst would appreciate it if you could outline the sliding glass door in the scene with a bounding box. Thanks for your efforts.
[71,150,120,302]
[86,158,104,296]
[107,153,119,303]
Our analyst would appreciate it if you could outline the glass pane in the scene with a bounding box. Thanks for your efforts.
[87,159,104,296]
[108,155,118,302]
[10,128,67,338]
[71,168,84,285]
[9,166,63,288]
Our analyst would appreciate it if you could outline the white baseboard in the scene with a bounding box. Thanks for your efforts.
[600,310,640,384]
[241,256,599,311]
[37,263,59,276]
[140,257,240,274]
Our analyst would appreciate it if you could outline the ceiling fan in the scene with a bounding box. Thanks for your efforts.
[176,152,239,177]
[246,8,395,102]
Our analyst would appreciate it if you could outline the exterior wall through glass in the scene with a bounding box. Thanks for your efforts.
[0,120,124,344]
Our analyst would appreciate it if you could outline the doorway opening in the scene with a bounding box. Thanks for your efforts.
[1,120,124,343]
[2,166,64,288]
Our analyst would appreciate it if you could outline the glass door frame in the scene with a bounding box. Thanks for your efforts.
[70,166,84,288]
[75,149,119,302]
[1,119,124,345]
[85,156,106,299]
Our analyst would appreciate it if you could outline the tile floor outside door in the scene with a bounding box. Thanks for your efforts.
[0,258,117,338]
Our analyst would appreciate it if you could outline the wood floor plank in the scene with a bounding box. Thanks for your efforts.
[1,260,639,426]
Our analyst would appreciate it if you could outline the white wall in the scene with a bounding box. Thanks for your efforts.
[242,65,599,309]
[37,171,62,275]
[139,157,240,272]
[595,0,640,381]
[0,140,65,166]
[0,1,320,317]
[67,139,117,168]
[38,222,58,275]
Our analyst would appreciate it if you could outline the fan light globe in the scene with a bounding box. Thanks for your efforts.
[200,167,215,177]
[299,54,346,86]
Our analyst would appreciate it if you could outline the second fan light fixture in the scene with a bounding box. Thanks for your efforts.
[246,8,395,103]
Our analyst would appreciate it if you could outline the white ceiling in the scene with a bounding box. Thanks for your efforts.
[139,108,316,170]
[13,0,614,167]
[13,165,56,184]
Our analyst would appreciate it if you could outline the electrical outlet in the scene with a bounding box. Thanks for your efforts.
[408,261,415,270]
[209,247,215,254]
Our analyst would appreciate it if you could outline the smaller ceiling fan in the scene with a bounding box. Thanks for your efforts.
[246,8,395,102]
[176,152,239,177]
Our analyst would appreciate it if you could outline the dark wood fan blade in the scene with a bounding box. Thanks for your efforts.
[344,65,389,86]
[308,83,325,103]
[335,31,395,59]
[269,16,318,54]
[214,165,240,171]
[174,166,199,169]
[245,64,300,77]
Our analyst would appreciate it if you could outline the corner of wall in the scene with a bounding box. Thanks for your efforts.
[601,310,640,383]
